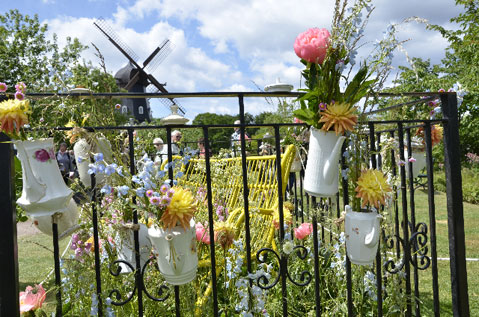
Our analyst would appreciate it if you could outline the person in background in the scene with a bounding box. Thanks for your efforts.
[197,137,211,158]
[159,130,182,158]
[153,137,164,165]
[231,120,250,155]
[56,142,75,183]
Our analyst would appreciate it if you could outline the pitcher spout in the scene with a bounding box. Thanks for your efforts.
[323,135,346,184]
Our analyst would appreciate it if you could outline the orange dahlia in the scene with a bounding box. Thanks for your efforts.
[319,103,357,135]
[355,169,392,209]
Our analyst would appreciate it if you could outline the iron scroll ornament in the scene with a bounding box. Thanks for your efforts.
[108,260,137,306]
[255,245,313,290]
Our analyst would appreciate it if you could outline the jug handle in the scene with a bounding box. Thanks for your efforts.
[364,214,382,248]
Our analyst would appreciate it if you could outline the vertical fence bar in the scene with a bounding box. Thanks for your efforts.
[406,128,421,316]
[312,215,321,317]
[202,127,219,316]
[440,92,469,316]
[164,127,182,317]
[274,125,288,316]
[424,121,440,317]
[238,95,253,280]
[52,220,63,316]
[300,168,305,223]
[397,122,412,317]
[0,133,20,317]
[340,141,353,315]
[390,131,401,259]
[90,174,103,316]
[127,129,143,316]
[369,123,383,317]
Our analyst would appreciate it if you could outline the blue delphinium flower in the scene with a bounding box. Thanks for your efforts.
[94,153,104,162]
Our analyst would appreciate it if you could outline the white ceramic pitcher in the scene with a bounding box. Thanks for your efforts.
[148,219,198,285]
[304,128,346,197]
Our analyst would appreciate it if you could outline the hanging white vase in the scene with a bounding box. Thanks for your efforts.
[290,146,302,173]
[15,138,78,236]
[148,219,198,285]
[304,128,346,197]
[31,198,79,237]
[73,138,92,188]
[116,223,152,273]
[73,135,113,188]
[344,207,381,266]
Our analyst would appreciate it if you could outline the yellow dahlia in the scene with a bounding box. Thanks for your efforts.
[273,201,294,230]
[0,99,31,134]
[318,103,358,135]
[160,187,197,230]
[355,169,392,209]
[214,221,236,249]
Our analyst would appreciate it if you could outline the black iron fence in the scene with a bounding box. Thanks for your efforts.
[0,91,470,316]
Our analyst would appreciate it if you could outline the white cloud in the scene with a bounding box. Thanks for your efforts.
[40,0,465,119]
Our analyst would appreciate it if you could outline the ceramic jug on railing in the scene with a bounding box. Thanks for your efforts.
[73,135,113,188]
[304,128,346,197]
[148,219,198,285]
[344,206,382,266]
[15,138,78,236]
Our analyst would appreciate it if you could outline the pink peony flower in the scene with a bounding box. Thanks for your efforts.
[294,28,330,64]
[34,149,51,162]
[408,157,416,163]
[195,223,210,244]
[294,223,313,240]
[19,284,46,313]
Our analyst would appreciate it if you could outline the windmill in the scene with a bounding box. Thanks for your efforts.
[93,18,186,122]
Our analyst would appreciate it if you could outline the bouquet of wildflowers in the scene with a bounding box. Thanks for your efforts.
[293,0,402,135]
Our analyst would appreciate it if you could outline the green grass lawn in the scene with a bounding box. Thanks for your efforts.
[17,190,479,315]
[18,233,70,313]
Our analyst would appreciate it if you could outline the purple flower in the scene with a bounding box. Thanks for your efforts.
[397,160,406,166]
[319,102,327,111]
[160,184,170,194]
[146,189,154,197]
[15,82,26,93]
[0,82,7,92]
[34,149,51,162]
[15,91,25,101]
[160,196,171,206]
[166,189,175,198]
[150,196,161,206]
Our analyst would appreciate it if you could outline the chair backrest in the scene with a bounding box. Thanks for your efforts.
[175,145,296,214]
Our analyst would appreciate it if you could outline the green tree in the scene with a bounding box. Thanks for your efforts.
[428,0,479,155]
[378,1,479,156]
[0,9,85,91]
[192,112,236,153]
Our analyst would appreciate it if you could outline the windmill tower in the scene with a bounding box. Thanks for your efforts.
[93,19,186,123]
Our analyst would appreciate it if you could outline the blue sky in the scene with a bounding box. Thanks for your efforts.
[1,0,464,120]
